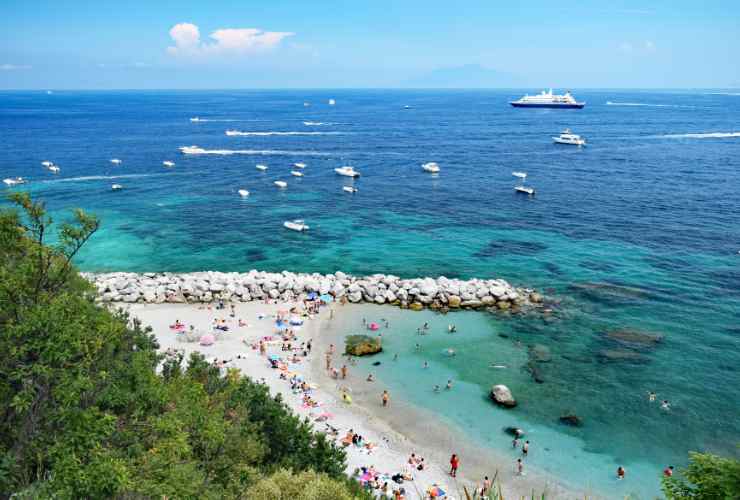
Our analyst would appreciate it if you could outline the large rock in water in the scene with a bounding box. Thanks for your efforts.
[490,385,517,408]
[528,344,552,363]
[345,335,382,356]
[559,414,583,427]
[604,329,663,347]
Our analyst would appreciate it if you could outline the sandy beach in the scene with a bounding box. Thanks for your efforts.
[123,299,596,499]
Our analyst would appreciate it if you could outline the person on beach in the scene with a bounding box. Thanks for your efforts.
[329,343,335,354]
[382,390,389,407]
[307,339,312,353]
[367,373,375,382]
[482,476,492,495]
[341,365,348,379]
[516,458,524,476]
[259,340,266,356]
[522,440,529,456]
[449,454,459,477]
[325,353,332,370]
[663,465,674,477]
[617,466,626,480]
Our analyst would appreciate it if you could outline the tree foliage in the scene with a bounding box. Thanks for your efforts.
[662,451,740,500]
[0,194,362,498]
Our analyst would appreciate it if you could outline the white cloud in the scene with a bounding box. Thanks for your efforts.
[1,64,32,71]
[167,22,294,59]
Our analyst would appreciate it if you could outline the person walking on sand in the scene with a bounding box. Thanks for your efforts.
[522,440,529,456]
[449,453,459,477]
[382,390,389,407]
[325,353,332,370]
[516,458,524,476]
[341,365,348,379]
[482,476,492,496]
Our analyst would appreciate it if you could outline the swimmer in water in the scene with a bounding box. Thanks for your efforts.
[661,400,671,411]
[446,379,453,390]
[393,353,398,361]
[423,322,429,330]
[433,385,441,393]
[423,361,429,369]
[415,343,421,352]
[447,348,456,357]
[648,391,656,402]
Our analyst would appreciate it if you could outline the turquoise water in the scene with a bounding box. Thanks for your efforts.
[1,90,739,497]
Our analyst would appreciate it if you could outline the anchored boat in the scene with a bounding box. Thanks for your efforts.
[553,129,586,146]
[284,220,310,232]
[512,172,535,195]
[422,162,440,173]
[335,166,360,178]
[510,90,585,109]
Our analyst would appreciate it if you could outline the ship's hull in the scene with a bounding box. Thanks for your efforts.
[510,102,585,109]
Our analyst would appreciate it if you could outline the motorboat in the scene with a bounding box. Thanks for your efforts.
[510,89,585,109]
[512,172,535,196]
[328,99,336,106]
[303,102,311,107]
[293,162,306,169]
[163,161,176,167]
[334,166,360,178]
[274,180,287,188]
[190,117,201,122]
[238,189,250,197]
[404,105,413,109]
[291,171,304,177]
[343,186,358,194]
[422,162,440,173]
[110,158,122,165]
[111,184,123,191]
[3,177,27,186]
[553,129,586,146]
[256,164,268,171]
[284,219,309,231]
[48,165,60,173]
[41,161,53,167]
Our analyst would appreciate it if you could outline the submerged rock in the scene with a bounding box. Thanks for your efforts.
[490,384,517,408]
[504,426,524,437]
[598,349,647,363]
[528,344,552,363]
[345,334,382,356]
[604,329,663,347]
[559,414,583,427]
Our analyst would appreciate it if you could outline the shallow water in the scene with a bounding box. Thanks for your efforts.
[1,89,739,497]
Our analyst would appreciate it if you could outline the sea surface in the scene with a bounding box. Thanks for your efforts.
[1,89,739,498]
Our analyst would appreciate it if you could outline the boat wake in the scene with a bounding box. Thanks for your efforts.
[658,132,740,139]
[303,121,337,126]
[225,130,344,136]
[179,146,333,156]
[190,118,240,122]
[606,101,692,108]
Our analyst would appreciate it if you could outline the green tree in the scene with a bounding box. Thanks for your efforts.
[244,469,367,500]
[662,451,740,500]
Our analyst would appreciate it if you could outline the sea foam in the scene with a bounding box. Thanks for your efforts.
[606,101,691,108]
[225,130,343,136]
[658,132,740,139]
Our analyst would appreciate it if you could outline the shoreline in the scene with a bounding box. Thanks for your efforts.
[121,298,595,499]
[83,270,544,313]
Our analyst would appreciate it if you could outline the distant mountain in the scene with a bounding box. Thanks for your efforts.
[403,64,523,88]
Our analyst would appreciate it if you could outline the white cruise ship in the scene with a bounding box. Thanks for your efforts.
[510,89,585,109]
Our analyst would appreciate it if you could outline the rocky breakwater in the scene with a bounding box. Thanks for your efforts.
[82,270,539,312]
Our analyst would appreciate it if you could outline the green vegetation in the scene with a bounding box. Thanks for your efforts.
[0,192,367,498]
[662,451,740,500]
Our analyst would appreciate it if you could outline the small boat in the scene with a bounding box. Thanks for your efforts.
[3,177,27,186]
[422,162,440,173]
[342,186,358,194]
[512,172,535,195]
[111,184,123,191]
[303,102,311,107]
[553,129,586,146]
[48,165,60,173]
[190,117,201,122]
[291,171,304,177]
[284,219,309,232]
[334,166,361,178]
[404,105,412,109]
[510,89,585,109]
[163,161,175,167]
[274,180,287,188]
[110,158,122,165]
[256,164,268,171]
[41,161,53,167]
[293,162,306,169]
[238,189,250,197]
[328,99,336,106]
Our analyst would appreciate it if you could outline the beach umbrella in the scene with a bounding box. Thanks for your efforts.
[369,322,379,331]
[269,354,280,361]
[428,486,446,497]
[289,316,303,325]
[275,321,288,331]
[319,293,334,303]
[199,333,215,346]
[307,292,319,300]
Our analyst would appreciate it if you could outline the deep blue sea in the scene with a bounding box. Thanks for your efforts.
[1,89,739,497]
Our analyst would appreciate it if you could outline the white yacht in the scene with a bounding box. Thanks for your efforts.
[334,166,360,178]
[343,186,358,193]
[48,165,60,173]
[256,164,268,171]
[274,180,288,188]
[111,184,123,191]
[510,90,585,109]
[328,99,336,106]
[293,162,306,169]
[163,161,176,167]
[110,158,122,165]
[422,162,440,173]
[41,161,54,167]
[512,172,535,195]
[238,189,250,197]
[3,177,27,186]
[553,129,586,146]
[291,171,304,177]
[284,220,309,232]
[190,117,201,122]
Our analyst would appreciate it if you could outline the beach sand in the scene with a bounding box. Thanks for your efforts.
[123,300,596,499]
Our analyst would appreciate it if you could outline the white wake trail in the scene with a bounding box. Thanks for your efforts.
[225,130,344,136]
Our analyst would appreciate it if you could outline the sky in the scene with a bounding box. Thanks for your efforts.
[1,0,739,89]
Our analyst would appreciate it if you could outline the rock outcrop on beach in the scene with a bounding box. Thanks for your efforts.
[345,335,382,356]
[490,384,517,408]
[83,271,538,312]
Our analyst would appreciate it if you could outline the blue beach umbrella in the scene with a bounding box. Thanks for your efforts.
[307,292,319,300]
[319,294,334,303]
[275,321,288,331]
